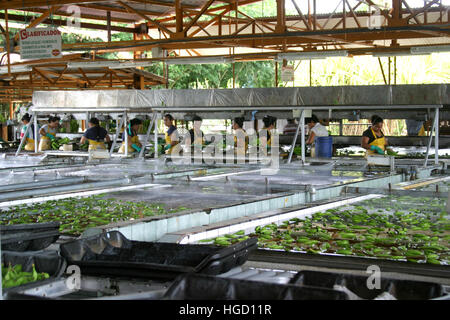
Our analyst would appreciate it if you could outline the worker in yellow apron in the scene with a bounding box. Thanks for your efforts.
[20,113,37,151]
[233,117,248,158]
[189,115,205,151]
[118,118,143,154]
[361,116,388,157]
[418,120,431,136]
[163,114,179,155]
[259,115,277,156]
[80,117,111,151]
[39,116,60,151]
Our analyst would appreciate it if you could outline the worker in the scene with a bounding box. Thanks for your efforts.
[80,117,111,151]
[361,116,388,156]
[406,119,429,136]
[20,113,36,151]
[189,115,205,149]
[38,116,60,151]
[118,118,143,154]
[233,117,248,157]
[259,115,277,155]
[305,114,329,145]
[283,119,298,135]
[163,114,179,155]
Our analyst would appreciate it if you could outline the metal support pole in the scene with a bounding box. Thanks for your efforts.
[124,112,128,156]
[287,111,303,164]
[0,177,86,192]
[446,190,450,214]
[0,234,2,299]
[154,113,159,159]
[424,107,438,167]
[34,112,38,152]
[435,107,439,165]
[139,111,156,159]
[109,113,126,156]
[15,114,34,156]
[301,110,306,163]
[0,177,134,201]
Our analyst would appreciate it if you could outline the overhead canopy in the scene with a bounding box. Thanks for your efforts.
[31,84,449,110]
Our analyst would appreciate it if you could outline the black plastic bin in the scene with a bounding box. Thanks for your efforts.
[290,270,446,300]
[163,273,350,300]
[60,231,258,280]
[1,250,67,295]
[1,222,60,251]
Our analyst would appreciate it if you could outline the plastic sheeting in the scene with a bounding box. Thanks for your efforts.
[32,84,449,110]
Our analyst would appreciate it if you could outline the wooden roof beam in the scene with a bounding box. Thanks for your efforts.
[183,0,216,34]
[0,0,113,10]
[81,3,162,17]
[129,0,198,9]
[0,12,135,32]
[20,8,137,23]
[117,1,172,35]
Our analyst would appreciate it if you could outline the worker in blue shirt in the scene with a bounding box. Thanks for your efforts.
[80,117,111,151]
[119,118,143,154]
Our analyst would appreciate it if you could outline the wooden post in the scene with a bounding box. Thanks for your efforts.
[232,62,235,88]
[388,56,391,85]
[5,9,11,77]
[274,61,278,87]
[276,0,286,33]
[9,101,13,120]
[309,60,312,86]
[175,0,183,37]
[394,56,397,85]
[107,11,112,42]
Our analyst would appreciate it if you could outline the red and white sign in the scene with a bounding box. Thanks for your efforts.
[19,28,62,60]
[281,65,295,82]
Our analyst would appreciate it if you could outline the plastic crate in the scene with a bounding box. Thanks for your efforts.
[1,222,60,252]
[60,231,258,280]
[290,270,446,300]
[2,250,67,296]
[163,273,349,300]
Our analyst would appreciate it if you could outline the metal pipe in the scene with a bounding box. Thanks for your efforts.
[424,108,438,167]
[34,112,38,153]
[435,107,439,165]
[446,190,450,214]
[109,112,126,156]
[301,110,306,164]
[0,177,133,201]
[15,113,34,156]
[151,105,443,112]
[124,112,128,157]
[156,111,163,159]
[0,183,168,209]
[287,112,303,164]
[139,111,156,158]
[31,108,129,113]
[0,177,86,193]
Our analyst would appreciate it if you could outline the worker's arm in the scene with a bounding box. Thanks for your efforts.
[105,135,111,143]
[80,136,87,145]
[170,131,179,147]
[361,136,371,150]
[306,131,316,145]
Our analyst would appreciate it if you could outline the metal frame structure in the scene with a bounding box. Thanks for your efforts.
[15,106,159,158]
[0,0,448,102]
[152,104,443,165]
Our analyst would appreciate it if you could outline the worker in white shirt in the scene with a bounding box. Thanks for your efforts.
[39,116,60,151]
[306,114,329,145]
